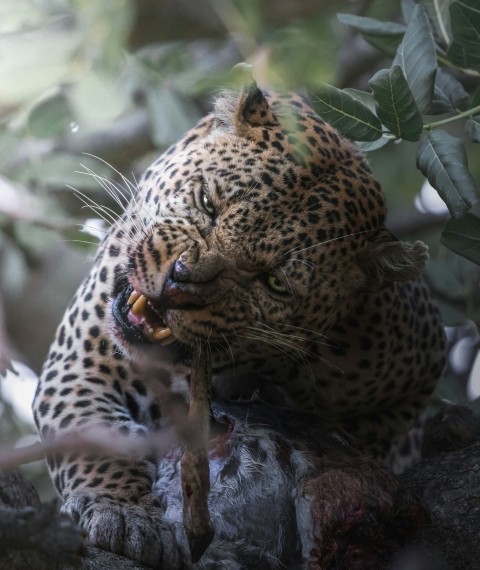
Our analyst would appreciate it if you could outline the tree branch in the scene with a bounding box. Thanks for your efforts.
[0,471,84,569]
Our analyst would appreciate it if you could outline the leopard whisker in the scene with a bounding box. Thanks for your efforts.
[129,171,154,235]
[77,166,148,238]
[247,324,345,376]
[81,153,140,202]
[77,166,130,210]
[242,328,315,363]
[275,323,341,349]
[72,189,119,228]
[62,239,111,250]
[74,175,142,241]
[240,333,307,365]
[77,223,133,250]
[77,156,156,239]
[237,180,260,201]
[249,323,335,349]
[282,228,377,259]
[220,332,236,370]
[283,258,314,269]
[280,267,296,300]
[249,324,318,378]
[70,192,140,250]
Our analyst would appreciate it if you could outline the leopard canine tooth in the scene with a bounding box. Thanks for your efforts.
[158,333,176,346]
[131,294,148,316]
[128,290,141,305]
[152,327,172,341]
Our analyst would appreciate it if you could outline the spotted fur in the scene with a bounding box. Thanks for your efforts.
[33,82,445,565]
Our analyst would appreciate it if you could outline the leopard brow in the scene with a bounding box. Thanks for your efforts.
[214,179,259,201]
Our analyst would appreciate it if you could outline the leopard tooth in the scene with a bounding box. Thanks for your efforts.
[131,294,148,316]
[152,327,172,341]
[128,290,141,306]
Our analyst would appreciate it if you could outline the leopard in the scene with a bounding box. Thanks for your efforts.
[32,75,446,566]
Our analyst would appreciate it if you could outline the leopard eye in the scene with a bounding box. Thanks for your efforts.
[200,187,215,216]
[266,275,288,294]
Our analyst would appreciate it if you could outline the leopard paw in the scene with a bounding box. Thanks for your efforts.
[62,492,181,568]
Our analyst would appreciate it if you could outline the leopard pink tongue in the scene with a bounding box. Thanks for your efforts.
[127,310,144,328]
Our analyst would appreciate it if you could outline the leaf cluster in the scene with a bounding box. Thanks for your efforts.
[320,0,480,265]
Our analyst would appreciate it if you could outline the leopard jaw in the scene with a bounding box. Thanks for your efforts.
[128,290,176,344]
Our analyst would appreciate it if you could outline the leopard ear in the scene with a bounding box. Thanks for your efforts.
[213,63,278,135]
[358,229,429,291]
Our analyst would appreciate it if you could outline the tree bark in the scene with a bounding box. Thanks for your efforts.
[0,471,84,569]
[398,439,480,570]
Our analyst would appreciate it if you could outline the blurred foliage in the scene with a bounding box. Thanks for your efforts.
[328,1,480,261]
[0,0,479,497]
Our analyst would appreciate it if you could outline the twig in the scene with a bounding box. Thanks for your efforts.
[180,343,214,563]
[0,426,178,471]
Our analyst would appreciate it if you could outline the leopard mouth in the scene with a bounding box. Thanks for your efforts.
[112,285,176,346]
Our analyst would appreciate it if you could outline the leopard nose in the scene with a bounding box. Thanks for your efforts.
[163,254,231,309]
[172,253,225,284]
[172,259,191,282]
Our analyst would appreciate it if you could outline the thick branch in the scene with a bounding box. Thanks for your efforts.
[399,440,480,570]
[0,471,84,569]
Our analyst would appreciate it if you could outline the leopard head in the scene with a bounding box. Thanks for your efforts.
[109,80,428,365]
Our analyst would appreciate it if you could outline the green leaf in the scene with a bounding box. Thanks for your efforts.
[446,0,480,71]
[27,92,74,139]
[416,130,480,218]
[472,85,480,108]
[0,21,80,105]
[426,258,468,303]
[337,13,406,36]
[369,66,423,141]
[337,13,405,57]
[401,0,416,22]
[441,213,480,264]
[313,84,383,142]
[340,91,393,151]
[13,153,113,193]
[71,72,130,128]
[355,137,391,153]
[393,4,437,113]
[362,33,405,57]
[466,116,480,142]
[426,255,480,324]
[434,371,469,402]
[342,88,377,113]
[146,86,201,147]
[430,68,470,114]
[421,0,454,44]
